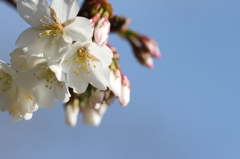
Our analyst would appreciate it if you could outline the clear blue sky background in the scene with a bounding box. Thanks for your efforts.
[0,0,239,159]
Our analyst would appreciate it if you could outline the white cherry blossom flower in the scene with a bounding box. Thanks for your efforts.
[60,41,113,94]
[14,56,70,109]
[16,0,92,63]
[0,60,38,121]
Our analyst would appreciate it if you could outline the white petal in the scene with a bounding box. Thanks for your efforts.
[0,88,17,112]
[89,62,110,90]
[60,43,80,71]
[0,60,15,76]
[10,48,29,71]
[68,63,89,93]
[65,17,92,43]
[13,67,39,89]
[54,82,70,103]
[16,28,48,55]
[33,84,56,109]
[49,64,66,82]
[88,43,113,67]
[43,37,70,63]
[26,55,47,68]
[18,92,37,113]
[17,0,52,27]
[51,0,79,23]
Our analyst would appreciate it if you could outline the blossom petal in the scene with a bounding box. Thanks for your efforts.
[51,0,79,23]
[65,17,92,43]
[13,67,39,89]
[88,43,113,67]
[54,82,70,103]
[89,62,110,90]
[16,28,48,55]
[43,37,70,63]
[68,63,89,94]
[33,83,56,109]
[60,42,80,73]
[17,0,51,27]
[49,64,66,82]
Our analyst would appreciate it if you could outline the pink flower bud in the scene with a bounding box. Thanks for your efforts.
[91,89,105,103]
[141,36,161,59]
[94,17,110,45]
[122,30,161,68]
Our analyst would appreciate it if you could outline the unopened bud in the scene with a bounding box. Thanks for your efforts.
[118,76,130,106]
[82,107,101,126]
[65,99,79,127]
[109,70,121,96]
[91,89,105,103]
[94,17,110,45]
[82,103,108,126]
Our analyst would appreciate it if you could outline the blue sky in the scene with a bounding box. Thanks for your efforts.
[0,0,240,159]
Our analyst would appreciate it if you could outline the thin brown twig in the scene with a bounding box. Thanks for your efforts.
[3,0,17,8]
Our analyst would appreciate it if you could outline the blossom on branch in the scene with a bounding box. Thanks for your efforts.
[16,0,92,63]
[60,41,113,94]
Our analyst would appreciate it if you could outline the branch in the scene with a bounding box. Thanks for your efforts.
[3,0,17,8]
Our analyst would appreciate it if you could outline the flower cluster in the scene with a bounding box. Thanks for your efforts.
[1,0,160,126]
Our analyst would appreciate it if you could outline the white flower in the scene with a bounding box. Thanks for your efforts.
[16,0,92,63]
[14,56,70,109]
[60,41,113,94]
[0,60,38,121]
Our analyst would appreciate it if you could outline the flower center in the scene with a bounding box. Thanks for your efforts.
[38,15,67,44]
[0,69,13,92]
[75,48,97,75]
[33,66,64,89]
